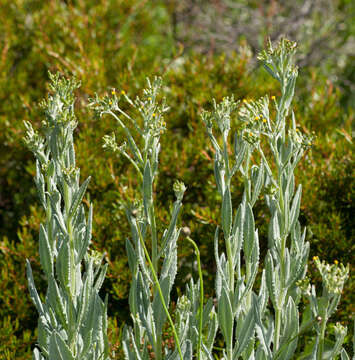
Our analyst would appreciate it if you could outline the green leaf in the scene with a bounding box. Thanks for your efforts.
[251,163,264,206]
[202,343,215,360]
[56,241,71,292]
[243,203,255,260]
[265,252,277,306]
[231,135,246,177]
[76,204,92,265]
[218,287,233,350]
[34,160,46,209]
[263,64,280,82]
[214,155,224,195]
[222,186,232,238]
[231,202,244,269]
[76,260,93,335]
[143,160,152,201]
[94,263,108,292]
[253,294,272,358]
[289,185,302,231]
[26,260,45,316]
[233,306,256,358]
[54,213,68,236]
[126,238,137,274]
[279,297,299,360]
[47,276,68,329]
[33,347,44,360]
[37,317,50,356]
[80,328,93,359]
[153,276,171,334]
[205,307,218,351]
[49,332,75,360]
[160,199,183,256]
[69,176,91,219]
[340,349,350,360]
[39,224,53,276]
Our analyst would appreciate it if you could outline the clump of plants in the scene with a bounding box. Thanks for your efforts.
[25,39,351,359]
[24,73,110,359]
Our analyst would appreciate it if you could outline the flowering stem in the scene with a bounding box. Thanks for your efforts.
[317,310,328,360]
[186,236,204,360]
[136,221,183,360]
[150,204,159,274]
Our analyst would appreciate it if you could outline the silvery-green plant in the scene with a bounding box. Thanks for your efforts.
[24,73,110,360]
[88,38,351,359]
[297,256,350,360]
[201,38,350,359]
[91,79,217,360]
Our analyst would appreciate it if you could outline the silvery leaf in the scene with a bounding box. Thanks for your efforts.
[69,176,91,219]
[218,287,234,350]
[39,224,53,276]
[222,186,232,238]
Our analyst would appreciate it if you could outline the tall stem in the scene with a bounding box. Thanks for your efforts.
[317,311,328,360]
[150,203,158,274]
[136,222,183,360]
[186,236,204,360]
[274,306,281,352]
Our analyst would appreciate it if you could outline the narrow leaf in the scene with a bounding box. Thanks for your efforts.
[233,307,256,358]
[289,185,302,231]
[218,287,234,350]
[222,186,232,238]
[69,176,91,218]
[26,260,45,316]
[39,224,53,276]
[76,204,92,265]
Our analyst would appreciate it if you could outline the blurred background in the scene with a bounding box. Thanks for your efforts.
[0,0,353,358]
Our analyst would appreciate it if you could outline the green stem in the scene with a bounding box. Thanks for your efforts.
[245,260,252,310]
[258,145,278,188]
[63,178,77,353]
[136,222,183,360]
[243,149,251,202]
[273,319,317,360]
[225,235,234,294]
[317,315,327,360]
[186,236,204,360]
[121,151,143,180]
[150,204,158,274]
[274,306,281,352]
[108,110,143,165]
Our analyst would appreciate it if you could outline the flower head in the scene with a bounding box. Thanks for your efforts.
[314,257,349,295]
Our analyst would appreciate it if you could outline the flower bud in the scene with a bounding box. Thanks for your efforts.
[181,226,191,237]
[131,209,139,218]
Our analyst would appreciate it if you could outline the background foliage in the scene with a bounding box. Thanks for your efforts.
[0,0,353,358]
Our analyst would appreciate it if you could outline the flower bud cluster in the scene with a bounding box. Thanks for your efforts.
[134,77,169,137]
[242,129,259,145]
[314,257,349,295]
[296,277,311,297]
[23,121,46,158]
[258,38,297,62]
[173,180,187,201]
[176,295,191,313]
[238,96,269,127]
[130,200,144,222]
[102,132,127,154]
[333,322,347,338]
[89,249,104,268]
[289,128,315,149]
[257,38,298,84]
[201,96,238,135]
